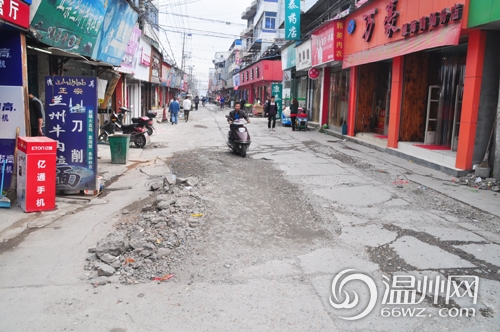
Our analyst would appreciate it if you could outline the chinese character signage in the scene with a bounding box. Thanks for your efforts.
[0,0,29,29]
[271,83,283,117]
[234,50,242,66]
[312,20,344,67]
[31,0,107,57]
[17,137,57,213]
[45,76,98,191]
[295,39,311,71]
[91,0,139,65]
[285,0,300,40]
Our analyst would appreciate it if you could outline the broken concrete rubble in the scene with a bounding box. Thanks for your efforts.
[85,176,205,285]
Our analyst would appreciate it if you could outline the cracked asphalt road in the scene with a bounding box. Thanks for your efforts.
[0,105,499,331]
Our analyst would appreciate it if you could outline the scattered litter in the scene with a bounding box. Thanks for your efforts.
[124,259,135,265]
[442,183,459,187]
[152,274,175,281]
[393,180,409,184]
[191,214,203,217]
[458,173,499,191]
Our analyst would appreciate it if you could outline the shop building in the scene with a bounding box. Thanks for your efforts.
[310,19,346,126]
[238,59,283,105]
[294,39,312,111]
[467,0,500,180]
[343,0,477,174]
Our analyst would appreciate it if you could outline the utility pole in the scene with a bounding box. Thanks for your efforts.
[180,33,186,75]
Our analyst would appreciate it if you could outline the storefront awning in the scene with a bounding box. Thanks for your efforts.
[234,86,239,90]
[343,22,462,69]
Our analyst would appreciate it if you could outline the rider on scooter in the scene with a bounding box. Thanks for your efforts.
[227,102,251,125]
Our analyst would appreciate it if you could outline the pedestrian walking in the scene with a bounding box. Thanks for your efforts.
[194,96,200,110]
[290,98,299,131]
[265,95,278,131]
[183,96,192,122]
[169,97,180,124]
[29,92,45,136]
[220,96,225,109]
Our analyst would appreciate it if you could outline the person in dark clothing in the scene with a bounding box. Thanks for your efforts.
[227,102,250,124]
[29,93,45,136]
[227,102,250,138]
[194,96,200,110]
[264,95,278,131]
[290,98,299,131]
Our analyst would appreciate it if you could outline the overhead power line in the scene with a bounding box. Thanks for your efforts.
[160,11,245,26]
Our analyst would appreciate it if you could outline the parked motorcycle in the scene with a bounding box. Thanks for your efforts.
[98,108,149,148]
[225,116,251,157]
[132,109,157,137]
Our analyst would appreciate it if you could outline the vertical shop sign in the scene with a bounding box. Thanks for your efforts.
[234,50,242,67]
[333,20,345,60]
[31,0,106,56]
[285,0,300,40]
[45,76,98,191]
[271,83,283,117]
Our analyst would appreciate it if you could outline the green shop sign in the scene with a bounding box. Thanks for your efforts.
[31,0,107,57]
[285,0,301,40]
[271,83,283,118]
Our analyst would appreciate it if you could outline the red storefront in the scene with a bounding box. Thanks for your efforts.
[239,60,282,104]
[343,0,480,172]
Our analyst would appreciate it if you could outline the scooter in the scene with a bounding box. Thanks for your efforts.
[225,116,251,157]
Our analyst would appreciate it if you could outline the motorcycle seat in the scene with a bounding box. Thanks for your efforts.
[121,124,136,130]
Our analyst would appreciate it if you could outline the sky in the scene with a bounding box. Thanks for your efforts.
[158,0,251,94]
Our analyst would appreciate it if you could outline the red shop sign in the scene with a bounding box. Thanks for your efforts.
[0,0,29,29]
[311,20,345,67]
[308,68,320,80]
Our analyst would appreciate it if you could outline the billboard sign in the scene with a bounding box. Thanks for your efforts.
[311,20,345,67]
[31,0,106,56]
[92,0,139,65]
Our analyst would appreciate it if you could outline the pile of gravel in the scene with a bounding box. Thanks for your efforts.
[85,177,206,286]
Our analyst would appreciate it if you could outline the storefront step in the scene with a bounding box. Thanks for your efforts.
[320,129,469,177]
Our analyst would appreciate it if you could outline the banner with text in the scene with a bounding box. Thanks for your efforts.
[45,76,98,191]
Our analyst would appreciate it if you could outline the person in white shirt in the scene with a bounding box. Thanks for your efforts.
[182,97,192,122]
